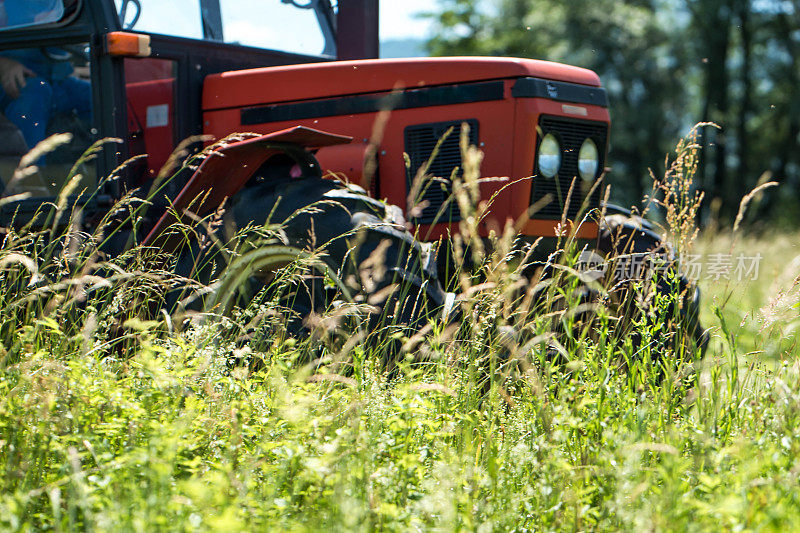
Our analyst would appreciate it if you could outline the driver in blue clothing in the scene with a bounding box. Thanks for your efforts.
[0,0,91,151]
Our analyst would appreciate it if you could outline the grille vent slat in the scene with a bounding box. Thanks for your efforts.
[532,116,608,220]
[404,119,478,224]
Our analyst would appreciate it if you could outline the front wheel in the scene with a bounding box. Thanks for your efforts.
[596,212,708,355]
[214,175,452,349]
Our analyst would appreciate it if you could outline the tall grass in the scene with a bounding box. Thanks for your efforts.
[1,129,799,530]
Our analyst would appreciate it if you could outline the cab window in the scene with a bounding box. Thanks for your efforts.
[219,0,326,55]
[0,42,95,198]
[123,57,177,185]
[115,0,203,40]
[0,0,66,31]
[114,0,332,56]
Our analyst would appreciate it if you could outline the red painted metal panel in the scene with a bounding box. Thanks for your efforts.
[143,126,352,250]
[126,78,175,182]
[203,88,609,242]
[203,94,515,236]
[203,57,603,111]
[199,56,610,243]
[315,143,372,189]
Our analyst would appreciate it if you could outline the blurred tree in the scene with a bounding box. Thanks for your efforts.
[423,0,800,224]
[690,0,800,220]
[425,0,693,207]
[736,0,752,192]
[759,0,800,220]
[425,0,493,56]
[686,0,733,214]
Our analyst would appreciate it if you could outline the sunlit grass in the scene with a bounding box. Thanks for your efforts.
[0,131,799,530]
[696,229,800,360]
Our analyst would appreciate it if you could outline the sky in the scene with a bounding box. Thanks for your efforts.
[378,0,432,40]
[119,0,433,56]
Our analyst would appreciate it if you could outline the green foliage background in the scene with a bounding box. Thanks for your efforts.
[424,0,800,222]
[3,233,800,531]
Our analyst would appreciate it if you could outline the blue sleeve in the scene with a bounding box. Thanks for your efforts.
[3,0,64,27]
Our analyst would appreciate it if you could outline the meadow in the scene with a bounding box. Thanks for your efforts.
[1,133,799,531]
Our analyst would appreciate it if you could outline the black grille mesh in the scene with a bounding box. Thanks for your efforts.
[531,115,607,220]
[404,120,478,224]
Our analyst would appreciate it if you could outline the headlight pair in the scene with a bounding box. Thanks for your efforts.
[536,134,600,180]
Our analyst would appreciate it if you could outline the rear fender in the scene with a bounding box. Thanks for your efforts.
[143,126,352,251]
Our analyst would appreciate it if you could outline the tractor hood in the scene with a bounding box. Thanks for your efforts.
[203,57,602,111]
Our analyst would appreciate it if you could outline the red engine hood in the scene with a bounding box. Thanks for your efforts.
[203,57,602,111]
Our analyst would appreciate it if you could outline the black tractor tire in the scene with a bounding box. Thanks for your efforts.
[218,175,451,346]
[597,211,708,355]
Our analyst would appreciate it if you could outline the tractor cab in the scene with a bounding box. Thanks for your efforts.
[0,0,368,223]
[0,0,610,248]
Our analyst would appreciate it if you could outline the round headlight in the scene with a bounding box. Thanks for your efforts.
[578,138,600,180]
[537,133,561,178]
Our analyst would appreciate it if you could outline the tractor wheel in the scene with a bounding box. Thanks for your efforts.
[218,174,451,346]
[597,210,708,355]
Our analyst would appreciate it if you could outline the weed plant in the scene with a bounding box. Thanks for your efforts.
[0,129,799,531]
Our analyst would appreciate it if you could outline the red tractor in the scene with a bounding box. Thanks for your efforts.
[0,0,704,347]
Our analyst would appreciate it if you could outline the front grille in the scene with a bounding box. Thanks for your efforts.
[531,115,608,220]
[404,119,478,224]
